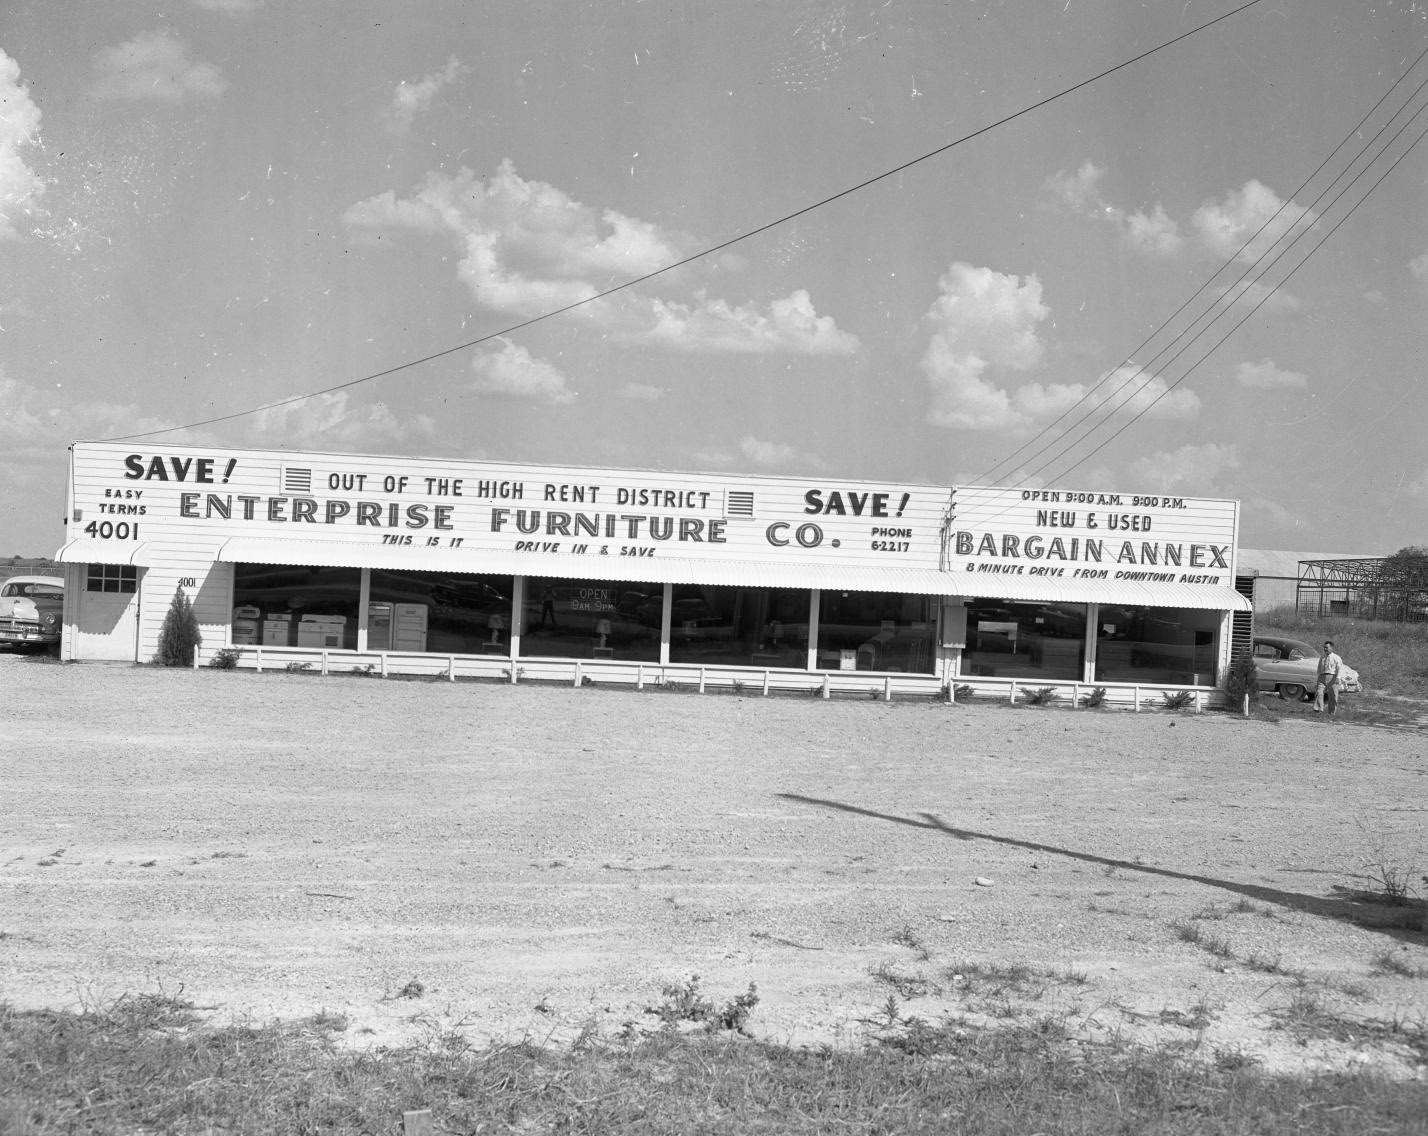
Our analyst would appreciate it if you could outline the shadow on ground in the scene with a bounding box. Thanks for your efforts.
[778,793,1428,944]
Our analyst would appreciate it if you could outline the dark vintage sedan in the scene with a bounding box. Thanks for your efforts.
[0,575,64,650]
[1252,635,1361,701]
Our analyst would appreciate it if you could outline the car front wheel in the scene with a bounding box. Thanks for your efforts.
[1277,683,1308,701]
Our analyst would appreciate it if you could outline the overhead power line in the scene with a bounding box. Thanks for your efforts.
[975,39,1428,487]
[1027,110,1428,488]
[106,0,1264,442]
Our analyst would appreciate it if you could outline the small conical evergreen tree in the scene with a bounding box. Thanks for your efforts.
[155,588,202,666]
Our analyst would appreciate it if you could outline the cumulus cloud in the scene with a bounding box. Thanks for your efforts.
[92,30,228,102]
[921,262,1199,434]
[639,289,858,355]
[344,160,857,354]
[0,50,44,240]
[1044,160,1108,214]
[1243,494,1302,529]
[1124,205,1183,255]
[1191,179,1316,263]
[921,262,1050,431]
[249,392,434,448]
[469,338,576,404]
[1125,442,1240,494]
[1235,358,1307,390]
[738,435,828,471]
[0,370,179,451]
[1042,160,1183,255]
[383,56,466,135]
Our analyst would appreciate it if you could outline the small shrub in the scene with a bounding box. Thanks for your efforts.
[647,975,714,1025]
[1024,686,1058,705]
[207,647,241,670]
[154,588,201,667]
[714,984,759,1033]
[1224,651,1258,706]
[1161,689,1195,710]
[285,661,313,673]
[1082,686,1107,708]
[349,664,377,677]
[954,683,974,701]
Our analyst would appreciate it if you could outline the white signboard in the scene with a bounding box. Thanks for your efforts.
[68,441,953,572]
[946,485,1239,587]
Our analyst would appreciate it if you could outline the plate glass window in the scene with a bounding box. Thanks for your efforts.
[86,564,137,594]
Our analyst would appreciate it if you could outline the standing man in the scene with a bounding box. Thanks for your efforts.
[1314,639,1342,714]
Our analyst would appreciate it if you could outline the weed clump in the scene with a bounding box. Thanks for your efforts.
[646,975,759,1034]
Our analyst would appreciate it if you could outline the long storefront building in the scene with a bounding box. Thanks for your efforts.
[55,441,1253,703]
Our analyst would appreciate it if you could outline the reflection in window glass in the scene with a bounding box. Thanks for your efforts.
[232,564,361,649]
[814,591,938,673]
[368,570,514,655]
[962,600,1086,680]
[1094,606,1220,685]
[667,586,811,668]
[519,578,660,662]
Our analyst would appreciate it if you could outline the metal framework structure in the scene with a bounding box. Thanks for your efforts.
[1296,556,1428,621]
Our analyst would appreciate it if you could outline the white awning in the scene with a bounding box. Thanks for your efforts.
[214,536,1250,610]
[54,539,154,566]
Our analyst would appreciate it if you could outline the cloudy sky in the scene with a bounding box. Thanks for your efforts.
[2,0,1426,558]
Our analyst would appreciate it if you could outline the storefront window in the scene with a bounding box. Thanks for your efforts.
[369,570,514,655]
[86,564,136,594]
[962,600,1086,680]
[1094,606,1220,685]
[232,564,361,650]
[667,586,811,668]
[814,591,938,673]
[519,577,660,662]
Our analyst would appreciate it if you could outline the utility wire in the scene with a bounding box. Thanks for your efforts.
[995,59,1428,489]
[975,39,1428,485]
[1023,109,1428,488]
[106,0,1264,443]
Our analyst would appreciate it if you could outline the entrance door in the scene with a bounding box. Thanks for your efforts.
[71,564,143,661]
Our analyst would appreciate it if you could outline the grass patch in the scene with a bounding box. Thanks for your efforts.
[5,1000,1428,1135]
[1257,608,1428,699]
[1171,918,1236,960]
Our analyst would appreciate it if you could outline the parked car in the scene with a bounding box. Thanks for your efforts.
[1251,635,1362,701]
[0,575,64,650]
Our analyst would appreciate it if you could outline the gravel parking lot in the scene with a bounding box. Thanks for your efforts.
[1,654,1425,1075]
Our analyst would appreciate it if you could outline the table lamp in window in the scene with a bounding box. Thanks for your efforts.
[595,618,612,650]
[487,613,506,645]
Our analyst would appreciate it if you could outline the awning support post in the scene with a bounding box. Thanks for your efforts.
[698,667,706,694]
[1009,680,1017,704]
[762,669,770,697]
[321,650,328,676]
[821,675,830,700]
[1133,686,1141,712]
[884,676,891,702]
[255,646,263,673]
[574,661,582,688]
[448,655,456,682]
[636,665,644,690]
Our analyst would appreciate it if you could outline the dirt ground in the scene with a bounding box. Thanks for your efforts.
[2,654,1426,1077]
